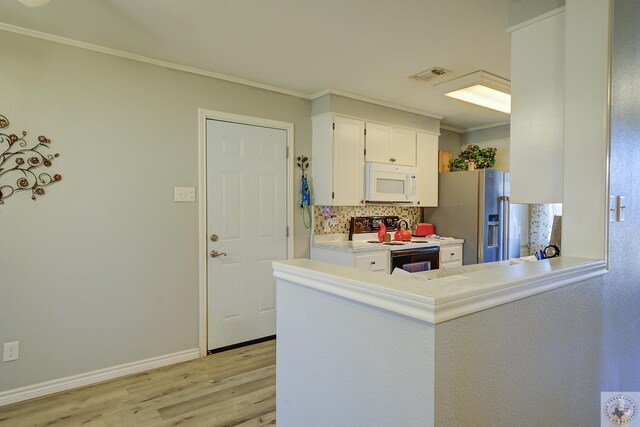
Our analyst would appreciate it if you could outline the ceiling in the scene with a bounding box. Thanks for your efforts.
[0,0,511,131]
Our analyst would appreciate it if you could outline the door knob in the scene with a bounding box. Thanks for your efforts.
[210,234,219,242]
[210,250,227,258]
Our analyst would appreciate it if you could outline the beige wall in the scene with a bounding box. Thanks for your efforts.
[0,30,311,392]
[438,129,462,154]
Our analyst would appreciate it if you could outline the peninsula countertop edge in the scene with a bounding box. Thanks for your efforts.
[272,257,608,324]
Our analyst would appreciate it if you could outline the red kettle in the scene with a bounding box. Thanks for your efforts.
[394,220,412,241]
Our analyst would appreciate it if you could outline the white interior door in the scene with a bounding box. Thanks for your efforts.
[207,119,287,350]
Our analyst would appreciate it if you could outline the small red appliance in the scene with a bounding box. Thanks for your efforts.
[413,223,435,237]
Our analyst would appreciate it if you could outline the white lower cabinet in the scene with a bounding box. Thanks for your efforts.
[439,243,463,269]
[353,251,388,273]
[310,247,389,274]
[312,243,463,273]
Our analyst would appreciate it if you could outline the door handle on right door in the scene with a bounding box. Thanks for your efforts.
[210,250,227,258]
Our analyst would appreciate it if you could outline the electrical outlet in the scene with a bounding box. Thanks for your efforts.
[3,341,19,362]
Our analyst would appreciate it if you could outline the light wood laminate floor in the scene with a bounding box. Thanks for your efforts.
[0,340,276,427]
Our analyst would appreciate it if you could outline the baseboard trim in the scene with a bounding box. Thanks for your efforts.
[0,348,200,407]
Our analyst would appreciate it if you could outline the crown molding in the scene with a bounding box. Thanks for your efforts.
[439,124,465,133]
[1,23,456,124]
[464,121,511,133]
[506,6,566,34]
[440,120,510,134]
[0,21,311,100]
[311,89,444,120]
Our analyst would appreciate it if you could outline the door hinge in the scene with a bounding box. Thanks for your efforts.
[364,148,367,156]
[332,122,335,130]
[286,146,289,158]
[286,226,289,237]
[364,128,367,136]
[332,192,335,199]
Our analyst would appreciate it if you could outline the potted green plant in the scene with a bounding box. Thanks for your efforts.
[448,145,497,171]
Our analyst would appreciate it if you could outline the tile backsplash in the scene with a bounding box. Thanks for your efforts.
[313,205,421,235]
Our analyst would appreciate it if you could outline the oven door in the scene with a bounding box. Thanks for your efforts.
[390,247,440,273]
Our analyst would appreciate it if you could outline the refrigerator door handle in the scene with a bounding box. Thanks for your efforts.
[498,195,510,261]
[504,196,510,261]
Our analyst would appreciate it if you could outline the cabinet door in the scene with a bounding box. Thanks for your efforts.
[354,251,388,273]
[391,128,416,166]
[440,244,463,263]
[510,12,564,203]
[333,116,365,205]
[365,122,392,164]
[416,132,439,206]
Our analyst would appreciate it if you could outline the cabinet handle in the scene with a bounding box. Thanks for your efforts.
[451,253,455,256]
[360,199,364,204]
[390,158,396,163]
[370,261,376,265]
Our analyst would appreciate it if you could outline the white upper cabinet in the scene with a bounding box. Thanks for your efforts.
[312,114,436,206]
[365,122,416,166]
[416,132,439,207]
[333,116,365,205]
[391,127,417,166]
[510,11,565,203]
[364,122,392,164]
[312,114,365,206]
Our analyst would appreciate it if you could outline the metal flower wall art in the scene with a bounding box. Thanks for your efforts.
[0,114,62,204]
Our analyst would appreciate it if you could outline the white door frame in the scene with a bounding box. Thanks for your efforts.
[198,108,295,356]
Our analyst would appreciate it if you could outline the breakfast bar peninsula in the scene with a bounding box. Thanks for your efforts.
[272,257,606,426]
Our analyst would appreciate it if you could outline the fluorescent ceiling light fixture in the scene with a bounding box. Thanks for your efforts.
[435,71,511,114]
[18,0,50,7]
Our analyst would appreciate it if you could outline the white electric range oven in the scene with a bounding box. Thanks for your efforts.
[349,216,440,273]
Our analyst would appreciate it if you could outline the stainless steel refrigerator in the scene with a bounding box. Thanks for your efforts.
[423,170,521,265]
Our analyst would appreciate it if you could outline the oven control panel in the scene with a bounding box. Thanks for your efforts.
[348,216,400,239]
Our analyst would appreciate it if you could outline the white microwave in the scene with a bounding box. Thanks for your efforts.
[365,163,418,203]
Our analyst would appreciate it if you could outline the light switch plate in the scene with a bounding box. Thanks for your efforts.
[174,187,196,202]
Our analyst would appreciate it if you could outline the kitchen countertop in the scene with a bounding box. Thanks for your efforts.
[273,256,608,324]
[312,234,464,253]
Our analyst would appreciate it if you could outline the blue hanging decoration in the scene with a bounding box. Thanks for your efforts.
[297,155,312,228]
[300,175,311,208]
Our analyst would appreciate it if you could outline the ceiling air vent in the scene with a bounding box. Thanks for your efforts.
[409,67,451,82]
